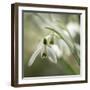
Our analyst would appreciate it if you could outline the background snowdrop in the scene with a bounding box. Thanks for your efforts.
[67,22,80,38]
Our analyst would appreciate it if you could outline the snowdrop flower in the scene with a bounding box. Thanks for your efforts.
[67,22,80,38]
[28,34,62,66]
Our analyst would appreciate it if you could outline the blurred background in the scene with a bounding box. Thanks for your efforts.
[23,11,80,77]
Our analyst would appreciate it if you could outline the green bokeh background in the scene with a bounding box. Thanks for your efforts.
[23,11,80,77]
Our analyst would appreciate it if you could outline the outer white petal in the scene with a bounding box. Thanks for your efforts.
[28,42,43,66]
[47,46,57,64]
[57,39,71,56]
[51,45,62,58]
[40,44,46,58]
[28,47,42,66]
[67,22,80,37]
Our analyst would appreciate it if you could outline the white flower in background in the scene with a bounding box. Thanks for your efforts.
[50,45,62,57]
[28,34,62,66]
[67,22,80,37]
[57,39,71,56]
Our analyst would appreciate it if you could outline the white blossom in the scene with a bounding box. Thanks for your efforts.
[67,22,80,37]
[28,35,62,66]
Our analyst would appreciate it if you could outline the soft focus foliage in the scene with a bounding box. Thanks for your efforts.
[23,12,80,77]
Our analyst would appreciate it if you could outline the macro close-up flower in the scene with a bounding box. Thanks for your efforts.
[28,34,62,66]
[23,12,80,77]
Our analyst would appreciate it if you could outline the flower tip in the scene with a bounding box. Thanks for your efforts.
[28,61,32,67]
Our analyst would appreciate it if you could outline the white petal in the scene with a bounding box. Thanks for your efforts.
[47,46,57,64]
[67,22,80,37]
[28,47,42,66]
[40,45,46,57]
[51,45,62,58]
[28,42,43,66]
[57,40,71,56]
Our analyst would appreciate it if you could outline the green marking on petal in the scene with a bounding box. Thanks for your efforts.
[41,53,47,58]
[43,38,47,45]
[50,39,54,44]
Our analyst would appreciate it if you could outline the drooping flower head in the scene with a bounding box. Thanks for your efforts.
[28,34,62,66]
